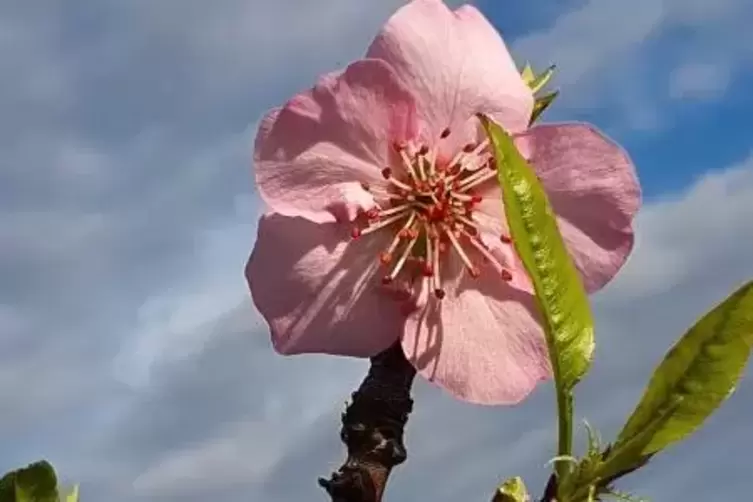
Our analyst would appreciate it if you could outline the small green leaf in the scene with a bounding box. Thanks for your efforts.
[481,116,595,478]
[615,280,753,455]
[528,64,556,94]
[520,62,536,86]
[491,476,529,502]
[529,91,559,126]
[1,461,59,502]
[1,470,17,501]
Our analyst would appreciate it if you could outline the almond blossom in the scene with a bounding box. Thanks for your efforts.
[245,0,640,404]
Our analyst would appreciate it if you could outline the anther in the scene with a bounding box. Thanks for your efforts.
[501,269,513,282]
[381,167,392,179]
[379,252,392,265]
[500,234,512,244]
[351,227,362,239]
[434,288,446,299]
[361,182,371,191]
[440,128,451,139]
[418,145,429,155]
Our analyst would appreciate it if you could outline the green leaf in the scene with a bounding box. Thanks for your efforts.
[480,117,595,390]
[0,461,59,502]
[480,116,595,475]
[1,471,17,501]
[520,62,536,86]
[528,64,556,94]
[615,280,753,455]
[491,476,529,502]
[529,91,559,126]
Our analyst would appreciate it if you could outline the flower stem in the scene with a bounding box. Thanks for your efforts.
[318,343,416,502]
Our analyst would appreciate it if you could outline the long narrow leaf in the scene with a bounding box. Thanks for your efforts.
[481,116,595,391]
[615,280,753,454]
[481,116,595,477]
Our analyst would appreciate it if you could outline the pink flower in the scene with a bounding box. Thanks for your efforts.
[246,0,640,405]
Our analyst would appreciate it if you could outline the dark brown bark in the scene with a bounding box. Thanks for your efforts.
[318,343,417,502]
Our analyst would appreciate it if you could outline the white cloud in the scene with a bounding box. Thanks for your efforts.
[513,0,753,130]
[608,153,753,300]
[668,62,732,100]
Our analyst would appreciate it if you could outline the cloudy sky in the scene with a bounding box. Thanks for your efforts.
[1,0,753,500]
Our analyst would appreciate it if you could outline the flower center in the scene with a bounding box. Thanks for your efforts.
[351,127,514,305]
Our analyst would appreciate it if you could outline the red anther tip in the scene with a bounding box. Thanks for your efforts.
[418,145,429,155]
[463,143,475,152]
[501,269,513,282]
[440,128,451,139]
[422,264,434,277]
[471,195,483,203]
[381,167,392,179]
[381,276,394,285]
[366,208,380,219]
[434,288,446,300]
[351,227,362,239]
[469,267,481,278]
[360,182,371,191]
[393,141,405,151]
[500,234,512,244]
[379,252,392,265]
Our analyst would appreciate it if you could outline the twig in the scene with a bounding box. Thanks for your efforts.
[318,343,417,502]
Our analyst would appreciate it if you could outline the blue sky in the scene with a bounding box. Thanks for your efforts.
[1,0,753,500]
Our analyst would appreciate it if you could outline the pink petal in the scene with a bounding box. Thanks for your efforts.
[366,0,533,140]
[246,213,403,357]
[254,59,418,223]
[402,255,551,405]
[520,123,641,292]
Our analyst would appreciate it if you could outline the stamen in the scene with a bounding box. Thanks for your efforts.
[457,168,496,191]
[382,172,413,192]
[464,232,512,281]
[399,150,419,182]
[433,234,444,299]
[424,224,435,291]
[426,145,438,179]
[387,232,419,282]
[360,211,410,236]
[379,214,417,265]
[469,138,490,157]
[376,203,413,219]
[442,224,480,277]
[351,129,513,303]
[415,153,427,181]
